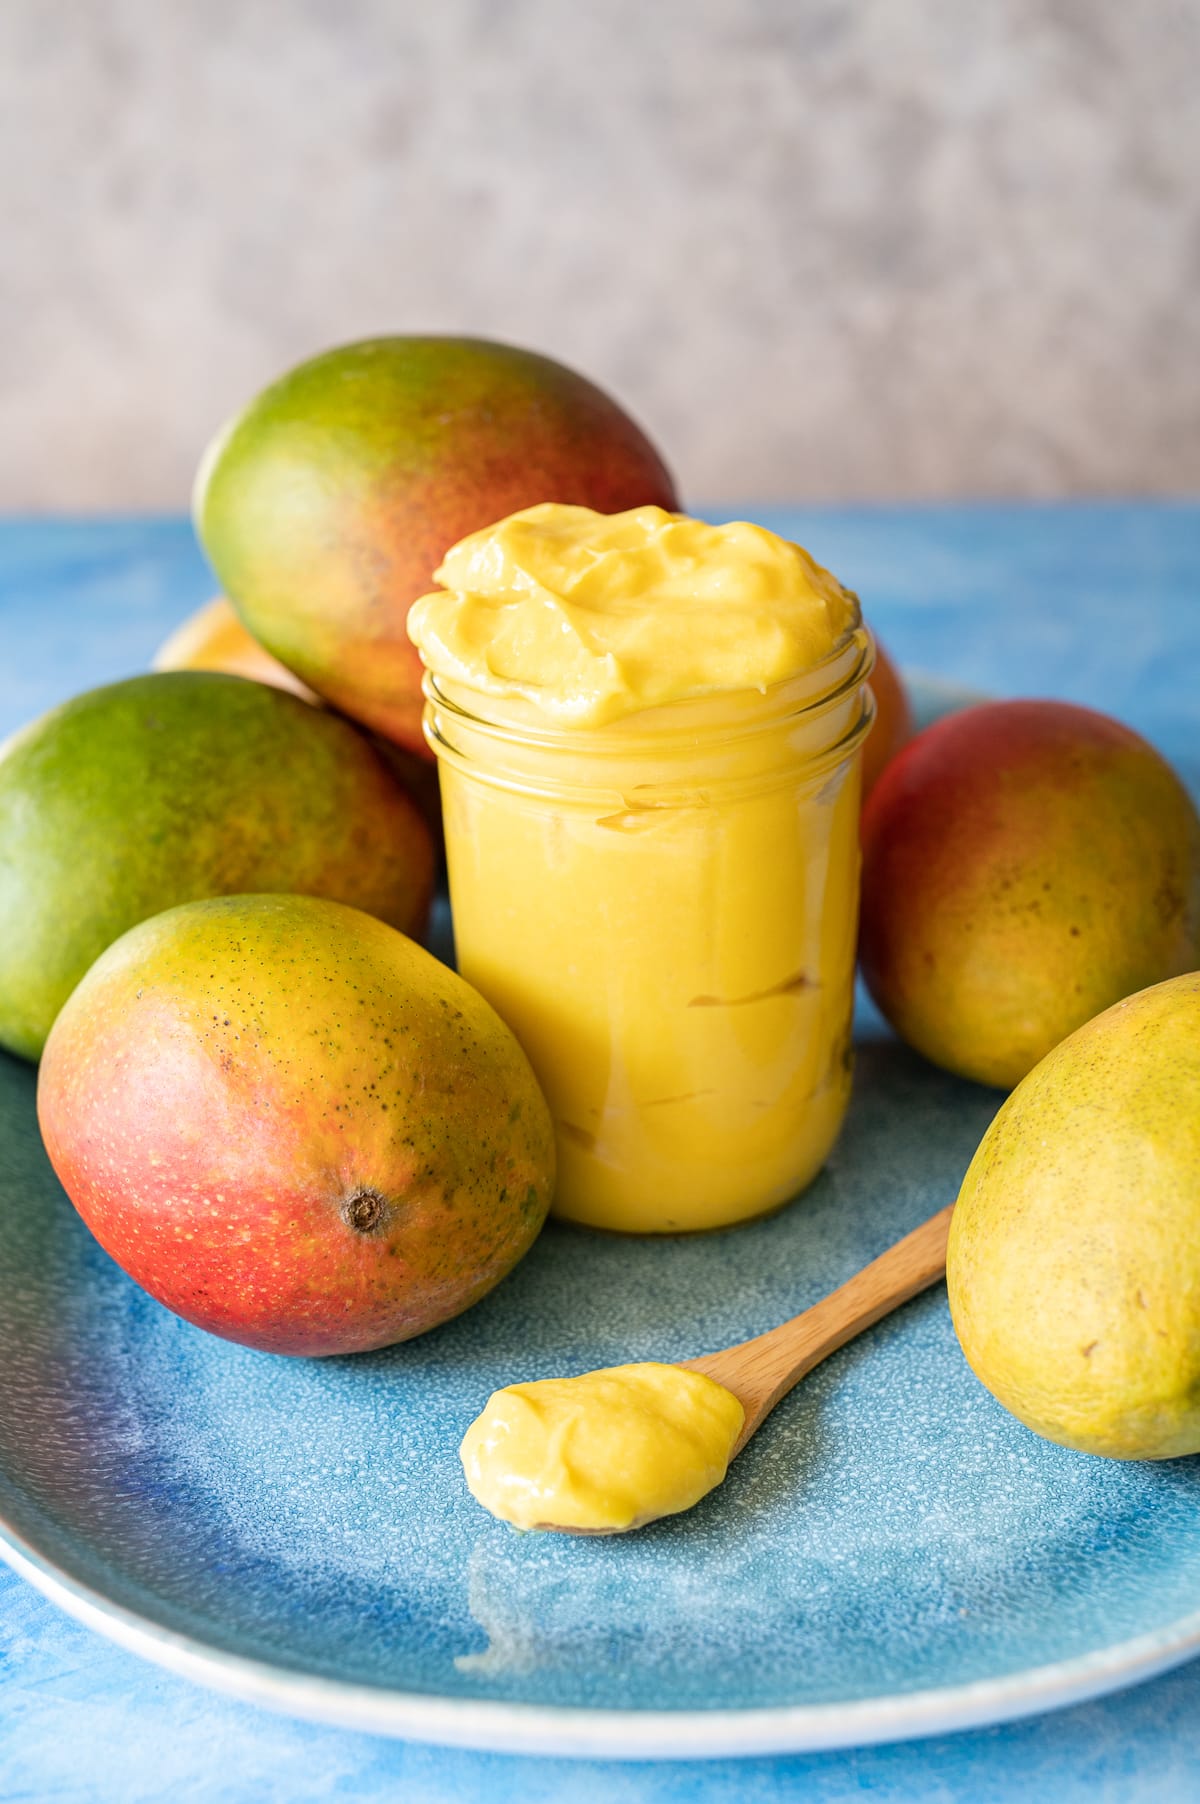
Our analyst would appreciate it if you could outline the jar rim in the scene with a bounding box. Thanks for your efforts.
[421,626,875,757]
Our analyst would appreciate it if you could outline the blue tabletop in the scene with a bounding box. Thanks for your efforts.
[1,505,1198,1802]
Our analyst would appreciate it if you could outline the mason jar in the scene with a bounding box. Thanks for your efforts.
[422,626,874,1234]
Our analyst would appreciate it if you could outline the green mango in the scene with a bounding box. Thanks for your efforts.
[0,671,434,1059]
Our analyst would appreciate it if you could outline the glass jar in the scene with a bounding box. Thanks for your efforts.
[423,627,875,1234]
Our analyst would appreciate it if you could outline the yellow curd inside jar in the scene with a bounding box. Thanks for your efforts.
[409,505,874,1234]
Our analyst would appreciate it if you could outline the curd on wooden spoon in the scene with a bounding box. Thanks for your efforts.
[461,1205,953,1533]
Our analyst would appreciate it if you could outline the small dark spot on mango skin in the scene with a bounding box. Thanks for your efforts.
[342,1187,390,1234]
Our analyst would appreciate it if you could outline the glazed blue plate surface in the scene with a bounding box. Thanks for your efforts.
[2,657,1200,1757]
[2,869,1200,1755]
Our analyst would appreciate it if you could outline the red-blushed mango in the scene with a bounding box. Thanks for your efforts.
[859,700,1200,1088]
[193,337,679,757]
[862,636,914,798]
[37,893,556,1356]
[0,673,435,1061]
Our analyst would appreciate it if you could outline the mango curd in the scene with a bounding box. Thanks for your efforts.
[410,505,874,1233]
[460,1361,745,1532]
[409,504,859,726]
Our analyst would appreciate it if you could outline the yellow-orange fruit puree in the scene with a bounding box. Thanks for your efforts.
[460,1362,745,1532]
[408,504,858,725]
[410,504,870,1233]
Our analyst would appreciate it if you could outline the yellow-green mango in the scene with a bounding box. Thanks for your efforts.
[948,971,1200,1458]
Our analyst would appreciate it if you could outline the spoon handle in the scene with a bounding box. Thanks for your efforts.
[681,1203,954,1455]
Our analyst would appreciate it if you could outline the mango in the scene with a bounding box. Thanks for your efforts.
[38,894,555,1356]
[0,672,434,1060]
[153,595,318,701]
[862,635,913,797]
[152,601,444,855]
[947,972,1200,1458]
[193,336,679,756]
[859,700,1200,1087]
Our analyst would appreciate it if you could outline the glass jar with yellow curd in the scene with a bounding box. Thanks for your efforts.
[409,505,875,1234]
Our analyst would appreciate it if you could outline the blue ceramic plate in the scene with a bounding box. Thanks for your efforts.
[2,683,1199,1760]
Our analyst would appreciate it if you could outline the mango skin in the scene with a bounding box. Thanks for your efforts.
[0,672,435,1061]
[153,595,319,701]
[37,894,556,1356]
[862,635,914,798]
[947,972,1200,1459]
[859,700,1200,1087]
[193,337,679,756]
[152,600,445,857]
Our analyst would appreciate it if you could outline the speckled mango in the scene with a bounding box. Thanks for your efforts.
[947,971,1200,1459]
[37,893,556,1356]
[0,672,436,1061]
[193,336,679,756]
[859,699,1200,1087]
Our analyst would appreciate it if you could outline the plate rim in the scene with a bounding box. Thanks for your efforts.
[2,1505,1199,1759]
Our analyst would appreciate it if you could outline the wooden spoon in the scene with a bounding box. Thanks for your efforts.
[522,1204,955,1535]
[682,1202,955,1459]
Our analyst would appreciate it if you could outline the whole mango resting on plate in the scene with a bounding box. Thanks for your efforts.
[0,672,434,1060]
[947,971,1200,1459]
[38,894,556,1356]
[193,336,679,759]
[859,698,1200,1088]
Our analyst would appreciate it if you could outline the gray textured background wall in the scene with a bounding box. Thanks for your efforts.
[3,0,1199,509]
